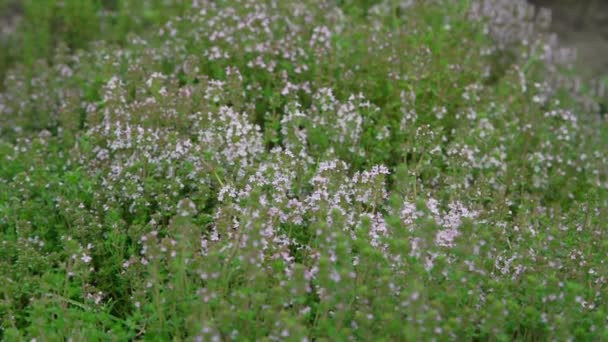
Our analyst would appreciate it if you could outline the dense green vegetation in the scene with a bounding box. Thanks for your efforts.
[0,0,194,85]
[0,0,607,340]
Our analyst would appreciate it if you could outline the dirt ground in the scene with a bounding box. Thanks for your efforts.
[530,0,608,78]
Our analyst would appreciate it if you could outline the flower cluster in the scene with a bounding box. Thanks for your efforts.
[0,0,606,340]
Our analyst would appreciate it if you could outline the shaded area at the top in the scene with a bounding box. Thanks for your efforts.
[530,0,608,78]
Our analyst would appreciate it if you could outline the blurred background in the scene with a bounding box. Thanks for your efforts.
[530,0,608,78]
[1,0,607,81]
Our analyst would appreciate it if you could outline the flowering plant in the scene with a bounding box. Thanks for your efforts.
[0,0,606,340]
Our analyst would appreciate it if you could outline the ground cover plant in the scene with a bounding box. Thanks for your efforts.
[0,0,607,340]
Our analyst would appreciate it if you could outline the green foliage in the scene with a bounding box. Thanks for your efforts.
[0,0,607,340]
[0,0,193,85]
